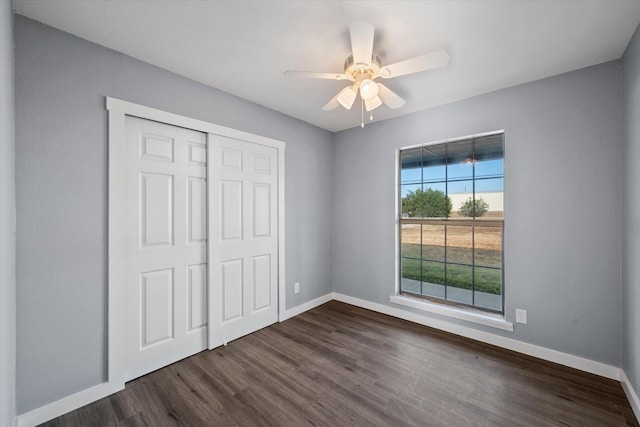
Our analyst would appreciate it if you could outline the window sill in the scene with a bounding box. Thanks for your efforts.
[389,294,514,332]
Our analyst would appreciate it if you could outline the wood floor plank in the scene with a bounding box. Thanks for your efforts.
[40,301,639,426]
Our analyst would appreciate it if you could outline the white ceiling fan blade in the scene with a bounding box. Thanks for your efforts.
[285,70,352,81]
[322,86,357,111]
[377,83,406,109]
[364,96,382,112]
[350,21,375,68]
[379,49,450,79]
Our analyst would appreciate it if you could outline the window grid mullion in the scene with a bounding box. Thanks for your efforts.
[444,142,448,301]
[420,147,424,296]
[471,137,476,306]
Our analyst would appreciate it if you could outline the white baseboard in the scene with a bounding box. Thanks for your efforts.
[17,292,629,426]
[279,292,333,322]
[621,370,640,422]
[17,293,332,426]
[16,381,123,427]
[332,292,621,380]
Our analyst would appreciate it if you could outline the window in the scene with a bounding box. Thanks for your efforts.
[399,132,504,313]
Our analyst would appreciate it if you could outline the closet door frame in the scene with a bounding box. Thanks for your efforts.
[107,96,286,389]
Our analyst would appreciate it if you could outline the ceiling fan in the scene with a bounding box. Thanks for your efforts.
[285,21,450,126]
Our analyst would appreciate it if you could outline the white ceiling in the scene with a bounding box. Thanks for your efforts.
[14,0,640,132]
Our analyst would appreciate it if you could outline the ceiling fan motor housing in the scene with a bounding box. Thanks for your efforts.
[344,54,382,80]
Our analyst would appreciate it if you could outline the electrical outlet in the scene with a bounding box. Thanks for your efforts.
[294,282,300,294]
[515,309,527,324]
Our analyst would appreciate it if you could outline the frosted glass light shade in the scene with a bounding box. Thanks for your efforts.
[359,79,379,101]
[337,86,357,109]
[365,96,382,111]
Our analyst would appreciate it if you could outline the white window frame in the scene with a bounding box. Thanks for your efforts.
[391,130,512,332]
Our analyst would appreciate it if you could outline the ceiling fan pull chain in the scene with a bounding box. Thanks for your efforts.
[361,98,365,128]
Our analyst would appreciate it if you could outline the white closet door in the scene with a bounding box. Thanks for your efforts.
[124,116,207,381]
[208,134,278,348]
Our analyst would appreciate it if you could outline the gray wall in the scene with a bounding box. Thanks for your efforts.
[622,24,640,400]
[15,15,333,414]
[332,61,622,366]
[13,9,636,419]
[0,2,16,426]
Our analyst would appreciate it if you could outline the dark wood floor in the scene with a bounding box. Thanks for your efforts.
[42,301,638,426]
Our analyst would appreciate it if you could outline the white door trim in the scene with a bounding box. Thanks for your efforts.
[106,96,286,391]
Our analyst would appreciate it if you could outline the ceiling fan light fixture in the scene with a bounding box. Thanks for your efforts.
[285,20,449,127]
[359,79,379,101]
[337,86,357,110]
[364,96,383,112]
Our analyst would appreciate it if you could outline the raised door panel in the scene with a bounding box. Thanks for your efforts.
[140,173,173,248]
[140,269,174,348]
[140,132,174,162]
[252,183,271,238]
[221,259,243,323]
[220,180,242,241]
[221,148,242,170]
[252,254,271,312]
[252,153,270,174]
[188,177,207,243]
[188,141,207,166]
[187,264,207,332]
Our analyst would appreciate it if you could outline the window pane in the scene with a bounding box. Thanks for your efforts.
[475,159,503,179]
[448,179,474,195]
[447,139,474,180]
[422,144,446,182]
[446,264,473,305]
[400,148,422,184]
[422,182,448,218]
[422,260,446,286]
[475,177,503,192]
[422,224,445,262]
[446,225,472,265]
[401,183,421,218]
[401,224,421,259]
[474,267,502,311]
[449,180,473,219]
[475,134,504,163]
[401,258,421,293]
[401,167,421,185]
[402,183,449,218]
[422,261,445,299]
[447,162,473,180]
[475,226,502,268]
[423,182,446,194]
[423,165,446,183]
[475,178,503,218]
